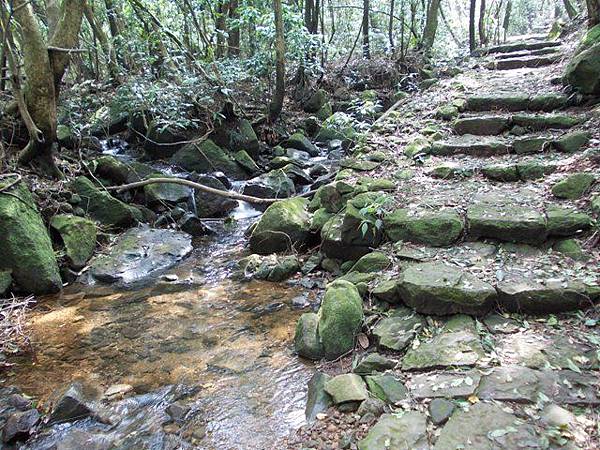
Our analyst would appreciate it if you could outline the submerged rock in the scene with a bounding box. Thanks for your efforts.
[249,197,311,254]
[89,227,192,284]
[0,182,61,295]
[50,214,97,270]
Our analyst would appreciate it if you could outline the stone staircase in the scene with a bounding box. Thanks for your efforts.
[480,38,563,71]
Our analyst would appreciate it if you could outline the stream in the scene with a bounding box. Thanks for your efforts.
[2,138,342,449]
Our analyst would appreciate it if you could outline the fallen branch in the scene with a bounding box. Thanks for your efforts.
[106,177,317,205]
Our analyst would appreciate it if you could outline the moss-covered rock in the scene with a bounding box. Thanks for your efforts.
[170,139,245,179]
[349,252,390,273]
[435,105,459,121]
[249,197,311,254]
[233,150,260,174]
[318,280,364,359]
[295,313,325,360]
[551,173,595,199]
[310,208,334,232]
[552,131,591,153]
[143,122,189,159]
[553,239,586,260]
[384,209,463,247]
[212,118,259,158]
[365,374,408,404]
[242,169,295,199]
[371,279,400,303]
[92,156,131,185]
[481,164,519,182]
[143,177,191,205]
[50,215,97,270]
[430,164,474,179]
[309,184,346,213]
[453,116,510,135]
[404,138,431,158]
[240,254,300,281]
[324,373,369,405]
[282,132,319,157]
[316,102,333,121]
[358,413,428,450]
[315,113,357,142]
[397,262,496,315]
[465,94,530,112]
[303,89,328,113]
[0,183,61,294]
[512,114,582,131]
[546,206,592,236]
[467,204,547,244]
[516,162,556,181]
[70,177,137,228]
[564,43,600,95]
[321,215,372,261]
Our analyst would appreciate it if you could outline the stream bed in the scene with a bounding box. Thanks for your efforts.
[4,217,316,449]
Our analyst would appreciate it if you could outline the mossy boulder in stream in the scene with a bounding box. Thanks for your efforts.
[0,183,62,294]
[295,313,325,360]
[212,118,259,158]
[50,215,97,270]
[315,113,357,143]
[91,156,131,185]
[170,139,245,179]
[318,280,364,359]
[70,177,137,228]
[249,197,311,254]
[144,176,192,206]
[282,132,319,157]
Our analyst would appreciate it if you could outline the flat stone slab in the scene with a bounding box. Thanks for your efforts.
[483,40,561,54]
[402,329,486,371]
[409,371,481,399]
[358,412,428,450]
[433,402,539,449]
[467,204,547,244]
[89,227,193,284]
[496,276,592,314]
[431,135,511,156]
[454,116,510,136]
[488,54,560,70]
[397,262,497,316]
[465,93,568,112]
[477,365,543,403]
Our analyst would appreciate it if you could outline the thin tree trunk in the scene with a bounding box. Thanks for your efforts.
[479,0,487,46]
[228,0,240,56]
[389,0,396,53]
[469,0,477,53]
[422,0,442,51]
[586,0,600,26]
[215,2,228,58]
[362,0,370,58]
[270,0,285,120]
[83,1,119,81]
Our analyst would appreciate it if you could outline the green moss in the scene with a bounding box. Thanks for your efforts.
[552,173,596,199]
[295,313,324,359]
[384,209,463,247]
[317,280,364,359]
[0,183,61,294]
[481,164,519,182]
[50,215,97,270]
[170,139,245,178]
[349,252,391,273]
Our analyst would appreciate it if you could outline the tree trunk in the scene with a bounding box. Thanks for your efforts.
[422,0,442,51]
[479,0,487,46]
[586,0,600,26]
[215,2,229,59]
[270,0,285,120]
[12,0,83,177]
[362,0,370,58]
[469,0,477,53]
[84,1,119,81]
[228,0,240,56]
[503,0,512,41]
[388,0,396,53]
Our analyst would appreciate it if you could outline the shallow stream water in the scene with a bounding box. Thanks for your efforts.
[5,215,315,449]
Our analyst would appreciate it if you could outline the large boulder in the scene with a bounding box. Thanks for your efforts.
[0,182,61,295]
[318,280,364,359]
[143,177,192,206]
[282,132,319,157]
[70,177,137,228]
[397,262,497,315]
[170,139,246,179]
[242,170,295,199]
[384,209,463,247]
[249,197,311,254]
[564,43,600,95]
[212,118,260,158]
[91,155,130,185]
[50,215,97,270]
[143,122,189,159]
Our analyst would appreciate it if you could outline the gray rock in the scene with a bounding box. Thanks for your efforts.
[50,382,98,424]
[2,409,39,443]
[409,371,481,399]
[477,365,543,403]
[89,227,193,284]
[365,374,408,404]
[358,412,428,450]
[357,398,386,418]
[428,398,455,425]
[433,402,539,450]
[483,314,520,334]
[324,374,369,405]
[402,329,485,371]
[467,204,547,244]
[353,353,396,375]
[305,372,332,422]
[372,309,424,351]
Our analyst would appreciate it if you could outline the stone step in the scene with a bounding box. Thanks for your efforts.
[495,47,560,59]
[465,93,569,112]
[431,130,590,157]
[487,54,561,71]
[428,160,559,182]
[480,40,561,55]
[454,114,584,136]
[379,245,598,314]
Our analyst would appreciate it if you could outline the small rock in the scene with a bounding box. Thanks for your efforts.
[353,353,396,375]
[2,409,40,443]
[166,401,190,422]
[50,382,98,424]
[357,397,386,418]
[541,404,575,428]
[103,384,134,400]
[324,374,369,405]
[428,398,455,425]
